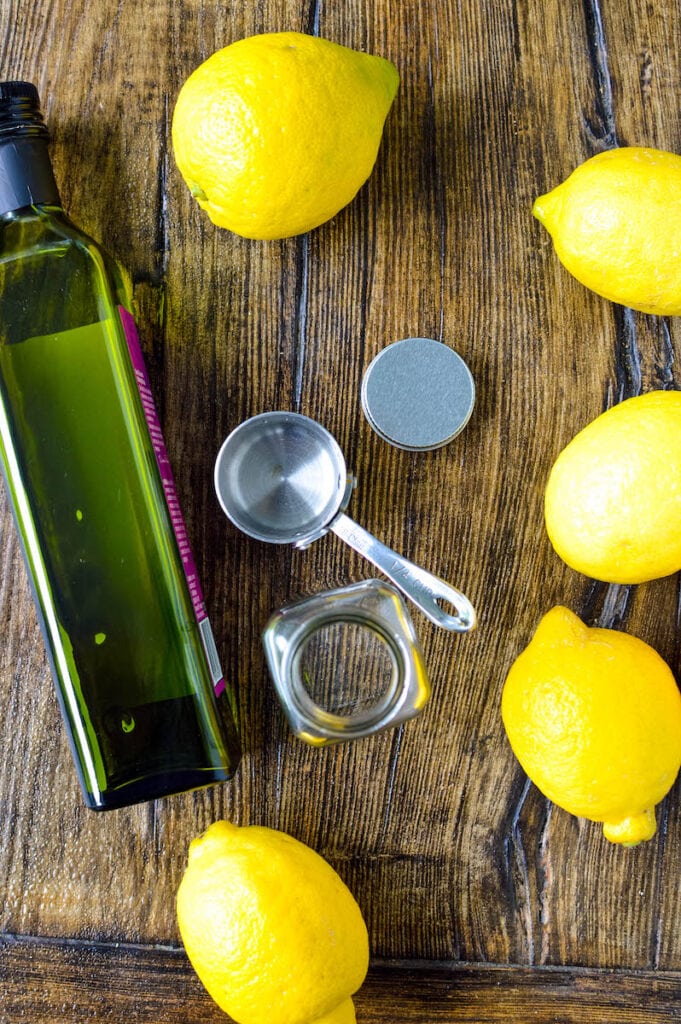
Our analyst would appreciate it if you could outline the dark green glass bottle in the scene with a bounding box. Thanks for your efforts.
[0,82,240,809]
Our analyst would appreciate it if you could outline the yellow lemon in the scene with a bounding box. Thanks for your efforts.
[176,821,369,1024]
[171,32,399,239]
[502,606,681,845]
[533,147,681,315]
[545,391,681,583]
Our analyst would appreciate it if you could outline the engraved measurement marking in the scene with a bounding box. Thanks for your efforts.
[343,527,372,553]
[339,525,456,612]
[389,560,440,602]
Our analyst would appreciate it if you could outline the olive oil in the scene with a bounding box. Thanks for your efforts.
[0,82,239,808]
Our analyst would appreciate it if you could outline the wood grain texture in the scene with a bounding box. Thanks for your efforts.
[0,0,680,1019]
[2,936,680,1023]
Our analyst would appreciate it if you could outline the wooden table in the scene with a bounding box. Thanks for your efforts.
[1,2,680,1021]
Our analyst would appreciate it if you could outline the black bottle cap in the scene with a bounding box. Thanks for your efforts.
[0,81,49,139]
[0,81,40,102]
[0,80,60,214]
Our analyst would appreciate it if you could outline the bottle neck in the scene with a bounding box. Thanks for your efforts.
[0,134,61,217]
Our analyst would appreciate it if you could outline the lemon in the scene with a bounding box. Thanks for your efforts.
[533,147,681,315]
[545,391,681,584]
[171,32,399,239]
[502,606,681,845]
[176,821,369,1024]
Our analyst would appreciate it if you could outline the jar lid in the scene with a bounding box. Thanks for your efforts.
[361,337,475,451]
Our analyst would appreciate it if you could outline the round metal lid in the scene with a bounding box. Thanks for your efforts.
[361,337,475,451]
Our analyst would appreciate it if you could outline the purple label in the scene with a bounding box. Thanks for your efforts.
[118,306,225,697]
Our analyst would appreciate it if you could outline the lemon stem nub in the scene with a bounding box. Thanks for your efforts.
[190,183,208,202]
[532,196,547,223]
[312,996,357,1024]
[602,808,657,846]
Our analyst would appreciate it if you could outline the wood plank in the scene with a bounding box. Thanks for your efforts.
[1,936,680,1023]
[0,0,679,988]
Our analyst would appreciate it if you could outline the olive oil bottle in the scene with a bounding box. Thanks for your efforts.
[0,82,240,809]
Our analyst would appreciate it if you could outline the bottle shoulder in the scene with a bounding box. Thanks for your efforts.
[0,205,133,315]
[0,205,91,253]
[0,206,134,339]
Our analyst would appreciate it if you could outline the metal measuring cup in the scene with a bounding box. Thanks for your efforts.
[214,411,476,633]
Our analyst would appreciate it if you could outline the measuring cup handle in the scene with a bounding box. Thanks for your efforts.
[330,513,476,633]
